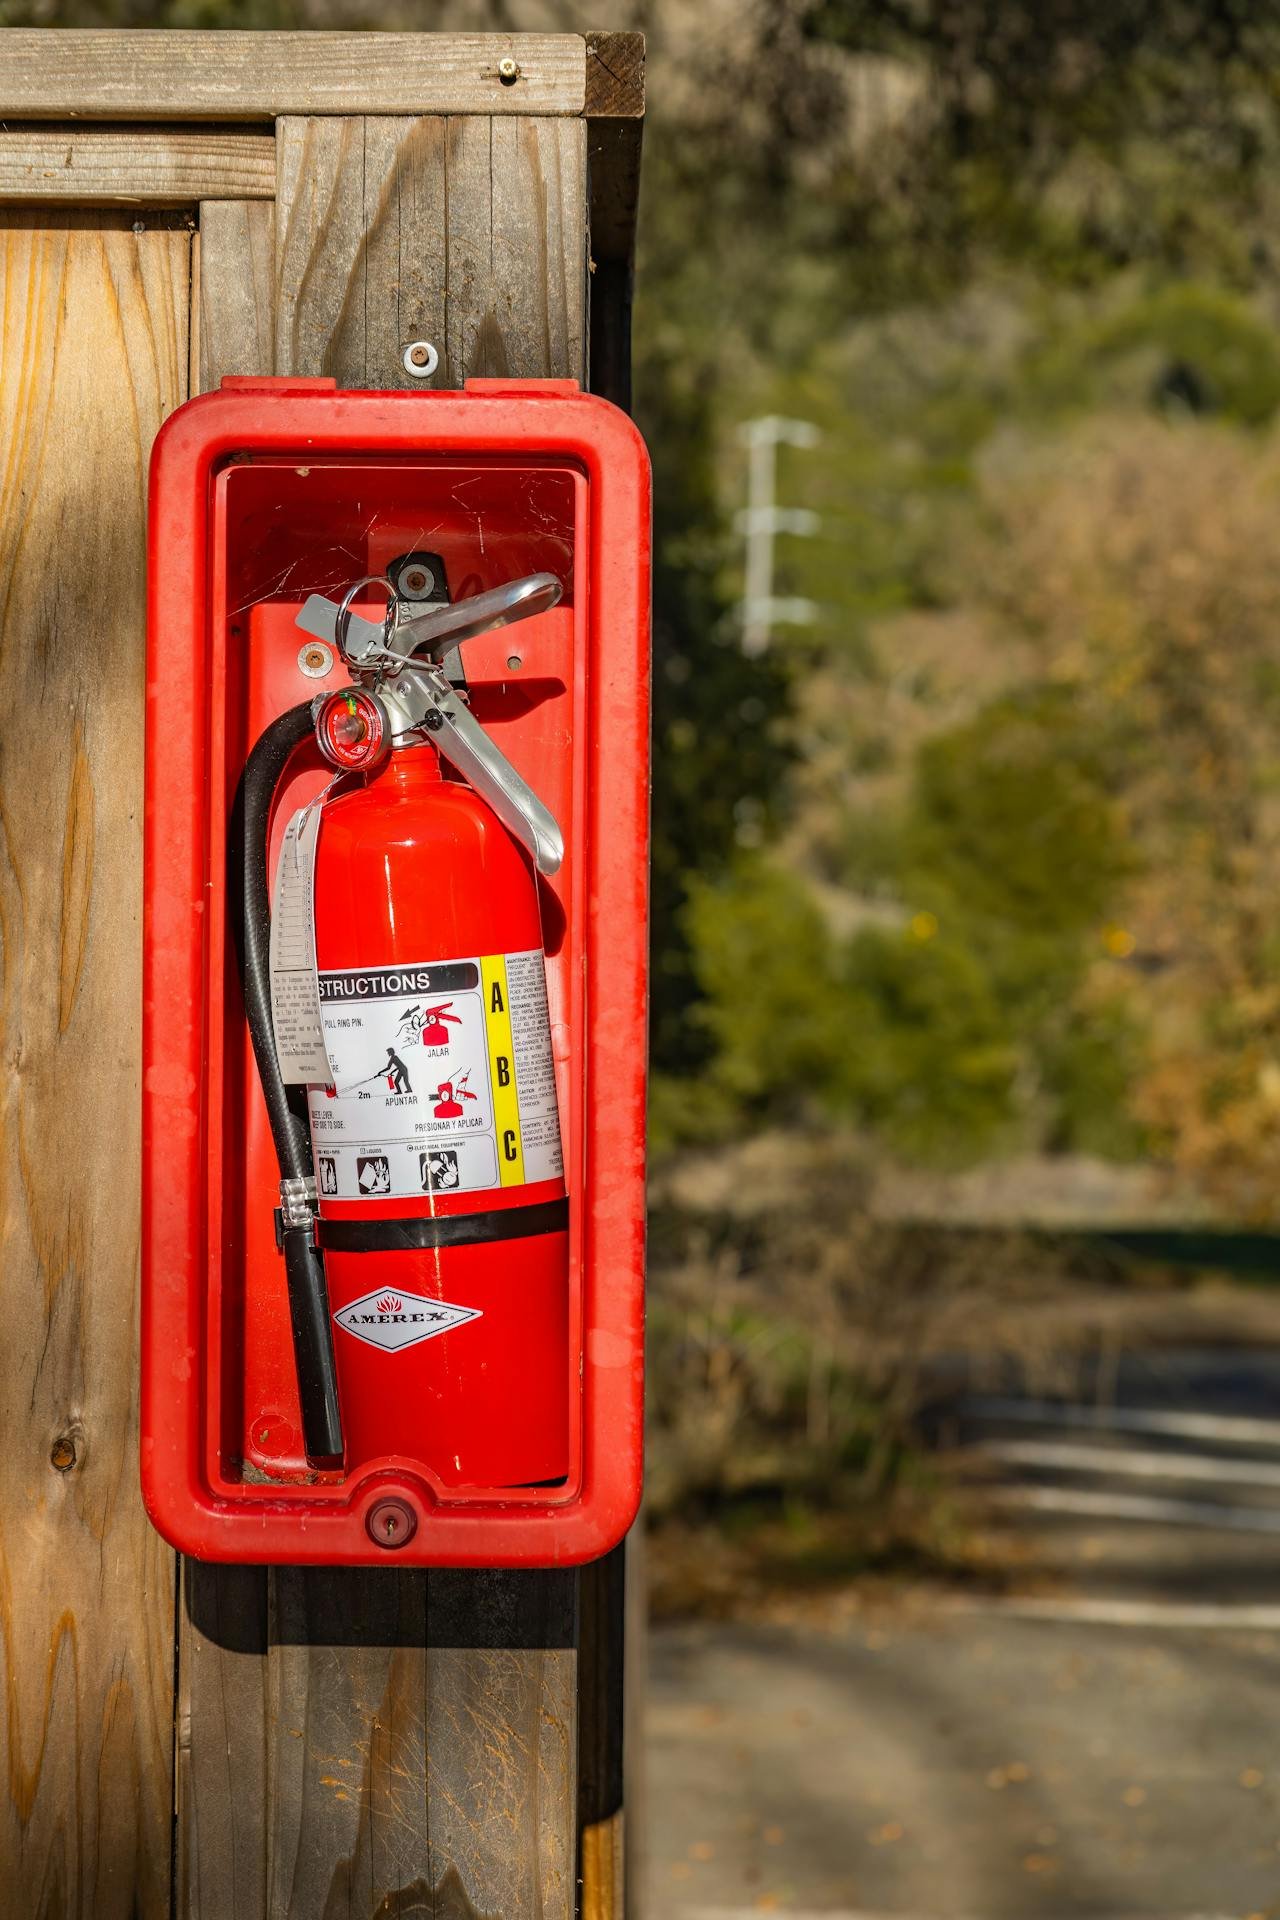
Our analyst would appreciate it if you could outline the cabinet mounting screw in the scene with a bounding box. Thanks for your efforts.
[367,1497,417,1549]
[298,641,334,679]
[403,340,439,380]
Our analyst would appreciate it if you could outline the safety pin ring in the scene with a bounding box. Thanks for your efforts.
[334,573,395,661]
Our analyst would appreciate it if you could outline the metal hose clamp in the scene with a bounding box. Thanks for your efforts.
[280,1175,318,1229]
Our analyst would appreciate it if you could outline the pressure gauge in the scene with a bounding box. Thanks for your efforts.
[316,688,391,772]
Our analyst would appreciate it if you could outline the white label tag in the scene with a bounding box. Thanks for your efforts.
[307,950,564,1201]
[269,806,331,1085]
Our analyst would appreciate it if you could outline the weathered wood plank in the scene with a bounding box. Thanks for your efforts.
[265,1572,432,1916]
[585,32,644,275]
[175,1565,269,1920]
[0,127,275,204]
[180,1569,583,1920]
[175,197,276,1920]
[577,1547,627,1920]
[273,116,442,390]
[197,199,275,386]
[425,1571,578,1918]
[0,31,586,120]
[584,31,645,121]
[274,114,586,390]
[0,208,187,1920]
[478,116,587,383]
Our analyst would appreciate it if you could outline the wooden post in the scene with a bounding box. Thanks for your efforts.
[0,33,643,1920]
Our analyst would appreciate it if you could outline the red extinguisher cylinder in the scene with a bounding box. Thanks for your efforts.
[308,745,569,1490]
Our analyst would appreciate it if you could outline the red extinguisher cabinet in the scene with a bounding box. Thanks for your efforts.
[142,378,650,1566]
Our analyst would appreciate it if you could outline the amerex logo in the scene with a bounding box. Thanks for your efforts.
[333,1288,482,1353]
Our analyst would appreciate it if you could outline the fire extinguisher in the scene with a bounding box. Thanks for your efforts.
[237,570,569,1493]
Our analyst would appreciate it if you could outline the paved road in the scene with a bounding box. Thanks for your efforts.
[644,1347,1280,1917]
[647,1609,1280,1917]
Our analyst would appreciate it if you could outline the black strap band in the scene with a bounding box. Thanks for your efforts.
[317,1196,569,1255]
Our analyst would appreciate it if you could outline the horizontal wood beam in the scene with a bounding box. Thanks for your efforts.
[0,31,587,120]
[0,127,275,203]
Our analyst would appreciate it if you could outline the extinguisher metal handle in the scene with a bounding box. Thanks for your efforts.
[404,662,565,877]
[295,574,565,873]
[386,571,563,665]
[297,572,563,673]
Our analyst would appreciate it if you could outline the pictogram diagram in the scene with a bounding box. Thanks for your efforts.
[432,1071,479,1120]
[421,1149,461,1191]
[398,1001,463,1048]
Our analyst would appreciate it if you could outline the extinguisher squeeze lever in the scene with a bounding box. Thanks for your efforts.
[296,572,565,877]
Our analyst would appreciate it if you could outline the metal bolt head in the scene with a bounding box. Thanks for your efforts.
[498,55,520,83]
[298,641,334,679]
[366,1496,418,1550]
[399,564,434,599]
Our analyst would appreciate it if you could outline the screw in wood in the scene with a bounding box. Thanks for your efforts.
[498,56,520,84]
[50,1436,77,1473]
[402,340,440,380]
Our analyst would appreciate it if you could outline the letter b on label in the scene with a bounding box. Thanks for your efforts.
[496,1054,511,1087]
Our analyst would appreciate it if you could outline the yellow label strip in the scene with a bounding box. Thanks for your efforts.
[481,954,525,1186]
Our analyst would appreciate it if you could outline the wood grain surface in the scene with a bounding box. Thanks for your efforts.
[275,114,586,390]
[0,128,275,203]
[0,209,188,1920]
[583,32,645,119]
[175,207,274,1920]
[195,198,275,389]
[0,31,587,121]
[178,1566,581,1917]
[175,1564,270,1920]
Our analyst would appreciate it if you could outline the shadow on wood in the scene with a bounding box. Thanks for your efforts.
[184,1563,578,1650]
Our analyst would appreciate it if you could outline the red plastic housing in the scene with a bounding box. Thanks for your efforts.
[142,377,651,1565]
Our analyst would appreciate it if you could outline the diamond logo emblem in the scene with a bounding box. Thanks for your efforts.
[333,1287,482,1353]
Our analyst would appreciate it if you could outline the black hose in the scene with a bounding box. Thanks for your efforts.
[233,703,344,1465]
[281,1230,343,1465]
[238,704,318,1181]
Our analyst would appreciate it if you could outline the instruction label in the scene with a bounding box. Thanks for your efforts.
[307,950,563,1202]
[269,807,330,1085]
